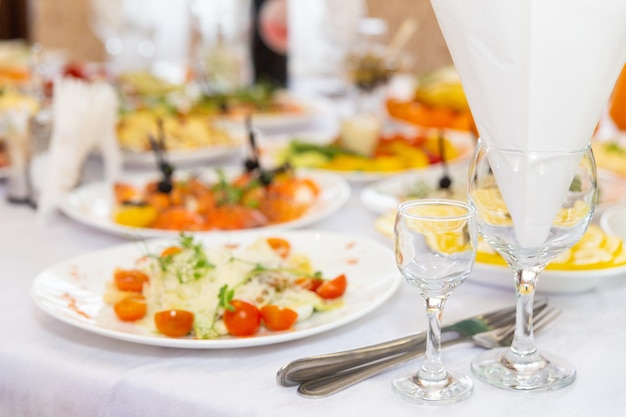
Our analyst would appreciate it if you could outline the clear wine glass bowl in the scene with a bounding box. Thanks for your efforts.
[393,199,477,404]
[468,141,598,391]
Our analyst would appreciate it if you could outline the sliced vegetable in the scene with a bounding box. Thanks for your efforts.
[154,309,195,337]
[113,295,147,321]
[316,273,347,299]
[114,268,149,292]
[223,300,261,336]
[260,305,298,331]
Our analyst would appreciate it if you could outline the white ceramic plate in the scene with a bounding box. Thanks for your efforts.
[361,164,625,216]
[215,96,332,131]
[31,230,400,348]
[360,163,470,214]
[261,129,475,183]
[372,213,626,294]
[58,169,351,239]
[469,262,626,294]
[0,166,8,179]
[600,203,626,241]
[122,144,244,167]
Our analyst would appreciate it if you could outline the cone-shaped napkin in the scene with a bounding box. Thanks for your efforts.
[430,0,626,247]
[37,78,121,221]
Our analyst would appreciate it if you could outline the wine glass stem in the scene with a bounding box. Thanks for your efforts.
[418,297,448,384]
[510,267,541,357]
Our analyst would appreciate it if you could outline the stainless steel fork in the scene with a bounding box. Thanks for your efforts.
[296,306,561,397]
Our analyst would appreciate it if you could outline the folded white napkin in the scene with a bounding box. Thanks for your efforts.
[430,0,626,246]
[37,77,121,221]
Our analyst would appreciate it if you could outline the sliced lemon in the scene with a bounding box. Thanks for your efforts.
[114,205,158,228]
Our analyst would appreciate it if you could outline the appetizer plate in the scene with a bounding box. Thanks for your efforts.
[261,129,475,183]
[31,230,400,348]
[215,96,332,131]
[373,212,626,294]
[361,163,625,215]
[58,169,351,239]
[360,162,470,214]
[122,143,243,167]
[469,262,626,294]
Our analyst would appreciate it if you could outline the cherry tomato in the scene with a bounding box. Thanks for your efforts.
[160,246,182,257]
[154,309,195,338]
[260,305,298,331]
[114,269,149,292]
[266,237,291,258]
[295,276,324,292]
[113,295,147,322]
[316,273,347,299]
[223,300,261,336]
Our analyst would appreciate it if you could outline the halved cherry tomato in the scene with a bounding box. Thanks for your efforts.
[266,237,291,258]
[154,309,195,338]
[223,300,261,336]
[260,305,298,331]
[295,276,324,292]
[113,295,147,321]
[160,246,182,257]
[316,273,347,299]
[114,268,149,292]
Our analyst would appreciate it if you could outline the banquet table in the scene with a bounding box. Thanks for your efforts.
[2,103,626,417]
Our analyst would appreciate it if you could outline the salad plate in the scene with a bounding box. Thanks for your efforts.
[58,169,351,239]
[260,129,475,183]
[31,230,400,348]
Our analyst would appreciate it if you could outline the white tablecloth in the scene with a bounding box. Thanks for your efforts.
[2,112,626,417]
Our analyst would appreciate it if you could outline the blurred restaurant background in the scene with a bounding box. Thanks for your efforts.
[1,0,453,80]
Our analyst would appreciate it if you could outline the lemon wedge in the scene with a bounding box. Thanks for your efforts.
[114,205,158,228]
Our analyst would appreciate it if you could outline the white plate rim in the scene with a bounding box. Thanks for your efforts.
[122,144,243,167]
[31,230,400,348]
[58,169,351,239]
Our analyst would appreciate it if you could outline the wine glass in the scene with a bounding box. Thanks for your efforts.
[393,199,477,404]
[468,141,597,391]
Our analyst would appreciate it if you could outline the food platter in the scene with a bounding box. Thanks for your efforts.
[361,162,626,215]
[31,230,400,348]
[58,169,351,239]
[261,129,475,183]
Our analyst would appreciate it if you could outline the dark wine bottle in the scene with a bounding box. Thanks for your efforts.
[251,0,288,87]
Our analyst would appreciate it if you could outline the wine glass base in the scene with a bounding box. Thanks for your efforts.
[391,371,473,405]
[471,347,576,391]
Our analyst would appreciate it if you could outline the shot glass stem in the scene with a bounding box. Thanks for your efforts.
[418,297,448,385]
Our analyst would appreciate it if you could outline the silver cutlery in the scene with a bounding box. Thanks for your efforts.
[296,305,560,397]
[277,298,549,388]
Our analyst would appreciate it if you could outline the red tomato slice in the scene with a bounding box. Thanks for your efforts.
[160,246,182,257]
[154,309,195,338]
[114,269,149,292]
[114,295,147,322]
[266,237,291,258]
[223,300,261,337]
[260,305,298,331]
[295,276,323,292]
[316,273,347,299]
